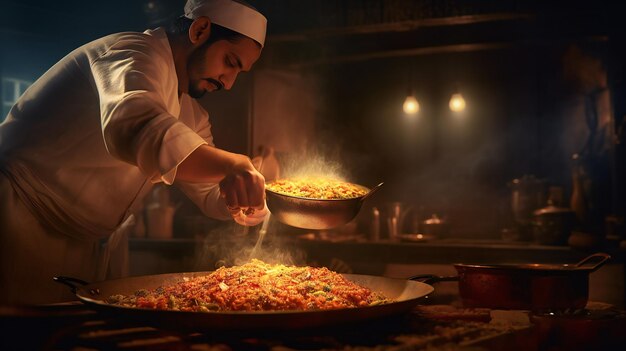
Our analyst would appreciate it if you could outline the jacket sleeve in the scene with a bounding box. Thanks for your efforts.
[173,98,231,220]
[91,36,207,185]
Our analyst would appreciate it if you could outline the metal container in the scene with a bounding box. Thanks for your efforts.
[420,214,450,238]
[266,182,383,230]
[509,175,547,225]
[532,205,576,245]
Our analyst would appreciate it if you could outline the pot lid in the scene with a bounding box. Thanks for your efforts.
[454,253,610,273]
[533,205,575,216]
[423,214,444,225]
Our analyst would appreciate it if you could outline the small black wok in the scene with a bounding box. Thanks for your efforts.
[55,270,432,332]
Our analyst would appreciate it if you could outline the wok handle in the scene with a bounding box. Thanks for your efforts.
[575,252,611,272]
[53,276,89,294]
[361,182,384,202]
[409,274,459,285]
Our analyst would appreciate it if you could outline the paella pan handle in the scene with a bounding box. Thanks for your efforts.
[53,276,90,294]
[361,182,384,202]
[409,274,459,285]
[574,252,611,272]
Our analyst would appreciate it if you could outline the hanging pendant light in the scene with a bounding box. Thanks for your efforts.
[403,61,419,117]
[449,90,466,112]
[403,90,420,115]
[449,93,466,112]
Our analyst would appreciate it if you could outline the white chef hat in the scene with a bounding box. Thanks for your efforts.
[184,0,267,47]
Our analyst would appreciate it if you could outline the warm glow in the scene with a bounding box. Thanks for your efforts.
[449,93,466,112]
[403,95,419,115]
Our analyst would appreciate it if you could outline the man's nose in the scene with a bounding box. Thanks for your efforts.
[221,71,239,90]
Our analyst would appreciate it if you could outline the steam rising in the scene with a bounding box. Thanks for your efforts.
[193,219,308,270]
[281,150,350,182]
[193,150,358,269]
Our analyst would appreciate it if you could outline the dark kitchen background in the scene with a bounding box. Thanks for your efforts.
[2,0,626,304]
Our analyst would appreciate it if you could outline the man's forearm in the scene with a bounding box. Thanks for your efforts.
[175,145,245,183]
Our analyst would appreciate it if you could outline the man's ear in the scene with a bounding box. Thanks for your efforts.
[188,16,212,47]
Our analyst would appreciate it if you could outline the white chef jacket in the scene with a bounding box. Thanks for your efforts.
[0,28,231,304]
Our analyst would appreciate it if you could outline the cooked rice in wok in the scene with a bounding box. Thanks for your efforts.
[266,177,368,199]
[106,259,391,312]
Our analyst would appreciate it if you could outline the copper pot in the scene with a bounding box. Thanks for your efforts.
[413,253,610,311]
[266,182,383,230]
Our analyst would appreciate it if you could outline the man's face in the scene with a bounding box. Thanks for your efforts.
[186,37,261,98]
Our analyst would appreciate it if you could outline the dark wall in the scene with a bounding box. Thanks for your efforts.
[309,45,579,238]
[251,0,622,239]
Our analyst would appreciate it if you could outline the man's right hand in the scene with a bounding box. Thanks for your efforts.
[177,146,266,214]
[218,155,266,214]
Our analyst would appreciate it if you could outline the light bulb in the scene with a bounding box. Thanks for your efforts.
[403,95,419,115]
[449,93,466,112]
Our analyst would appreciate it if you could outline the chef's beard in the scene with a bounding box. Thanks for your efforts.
[188,78,223,99]
[188,86,206,99]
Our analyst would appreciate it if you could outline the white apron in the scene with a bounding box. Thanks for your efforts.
[0,173,130,304]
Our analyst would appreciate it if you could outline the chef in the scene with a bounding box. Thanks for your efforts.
[0,0,268,305]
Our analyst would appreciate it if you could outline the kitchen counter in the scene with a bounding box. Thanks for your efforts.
[293,238,626,309]
[0,302,528,350]
[128,237,597,278]
[2,299,624,350]
[128,236,626,308]
[2,237,621,350]
[129,236,626,265]
[291,237,626,264]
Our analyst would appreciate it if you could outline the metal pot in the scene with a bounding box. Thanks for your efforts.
[413,253,610,311]
[509,175,547,225]
[532,205,576,245]
[420,214,450,238]
[54,269,431,332]
[266,182,383,230]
